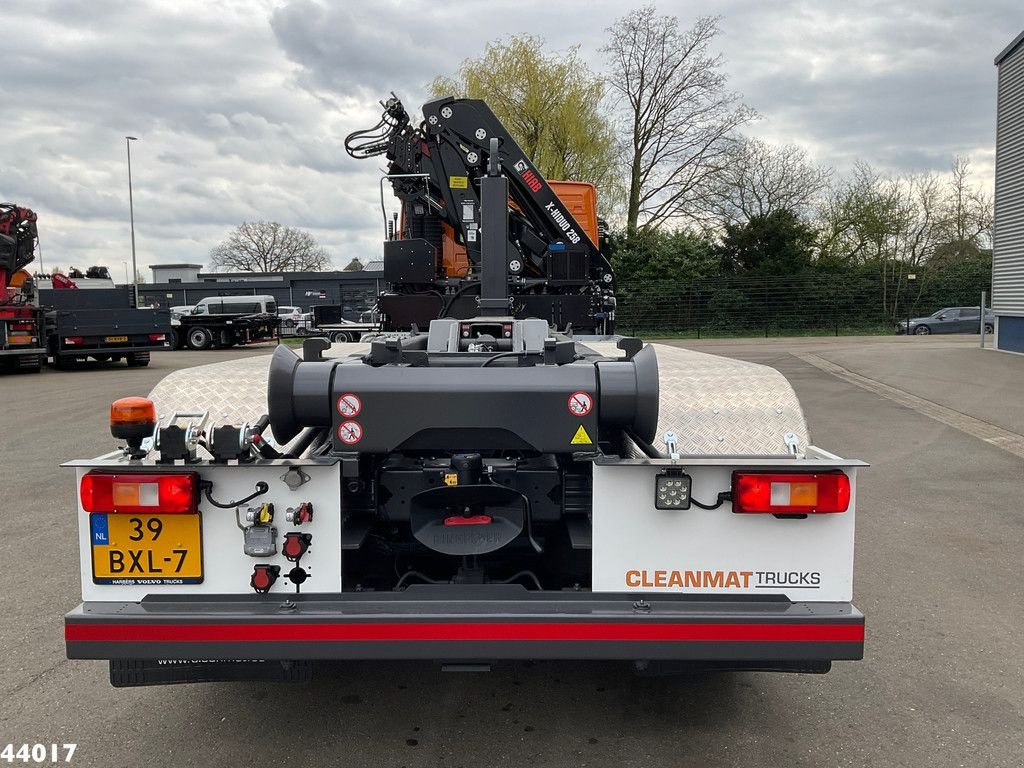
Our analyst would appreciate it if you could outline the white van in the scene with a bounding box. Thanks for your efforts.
[190,295,277,316]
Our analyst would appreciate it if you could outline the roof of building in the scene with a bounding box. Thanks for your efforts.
[150,263,204,270]
[995,30,1024,65]
[197,269,383,280]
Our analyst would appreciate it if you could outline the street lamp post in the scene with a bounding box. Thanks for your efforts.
[906,273,916,336]
[125,136,139,306]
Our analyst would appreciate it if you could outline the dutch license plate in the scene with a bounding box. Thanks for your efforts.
[90,513,203,584]
[104,335,129,343]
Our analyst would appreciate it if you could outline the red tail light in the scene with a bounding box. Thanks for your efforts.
[64,336,83,345]
[732,471,850,514]
[80,472,198,514]
[11,322,34,331]
[149,333,166,342]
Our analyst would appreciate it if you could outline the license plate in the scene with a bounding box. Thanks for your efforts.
[104,335,129,343]
[90,513,203,584]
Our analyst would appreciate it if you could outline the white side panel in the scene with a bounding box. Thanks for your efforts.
[591,462,857,602]
[77,462,342,602]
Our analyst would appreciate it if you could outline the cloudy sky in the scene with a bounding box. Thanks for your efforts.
[3,0,1019,277]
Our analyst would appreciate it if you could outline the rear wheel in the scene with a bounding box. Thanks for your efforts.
[126,352,150,367]
[331,330,354,343]
[218,329,236,348]
[984,323,994,335]
[169,328,185,350]
[186,327,214,350]
[914,325,931,335]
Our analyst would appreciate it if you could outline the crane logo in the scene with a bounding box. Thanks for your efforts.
[513,158,543,193]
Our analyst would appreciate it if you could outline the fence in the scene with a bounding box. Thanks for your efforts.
[615,271,991,338]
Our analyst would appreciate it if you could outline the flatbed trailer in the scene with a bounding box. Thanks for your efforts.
[170,312,280,350]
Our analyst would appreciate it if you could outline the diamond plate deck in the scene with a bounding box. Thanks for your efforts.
[147,343,370,446]
[147,341,806,456]
[583,342,808,456]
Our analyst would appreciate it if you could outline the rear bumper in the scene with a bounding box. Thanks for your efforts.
[66,589,864,663]
[56,344,160,356]
[0,346,46,356]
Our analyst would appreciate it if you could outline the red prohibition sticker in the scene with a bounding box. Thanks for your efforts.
[337,393,362,418]
[568,391,593,417]
[337,420,363,445]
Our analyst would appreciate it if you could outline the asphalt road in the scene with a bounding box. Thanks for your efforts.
[1,339,1022,768]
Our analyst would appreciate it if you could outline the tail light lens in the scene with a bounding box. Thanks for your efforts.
[80,471,198,514]
[149,333,166,342]
[12,323,34,331]
[64,336,83,345]
[732,471,850,514]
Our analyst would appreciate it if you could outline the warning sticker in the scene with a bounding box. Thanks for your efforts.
[568,391,593,416]
[337,393,362,418]
[337,421,363,445]
[449,175,469,189]
[570,425,593,445]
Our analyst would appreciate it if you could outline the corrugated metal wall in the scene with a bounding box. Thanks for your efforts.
[994,42,1024,317]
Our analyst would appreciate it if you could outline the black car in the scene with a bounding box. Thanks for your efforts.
[897,306,995,335]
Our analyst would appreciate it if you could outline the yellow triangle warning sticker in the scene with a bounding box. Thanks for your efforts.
[570,425,593,445]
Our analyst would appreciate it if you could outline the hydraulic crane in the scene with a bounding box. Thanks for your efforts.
[0,203,44,371]
[345,96,616,334]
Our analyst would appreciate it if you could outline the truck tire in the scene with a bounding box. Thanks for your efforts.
[169,328,185,350]
[187,327,214,350]
[331,330,354,343]
[219,329,236,348]
[126,352,150,368]
[54,355,81,370]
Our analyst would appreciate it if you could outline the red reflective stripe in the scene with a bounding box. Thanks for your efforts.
[66,621,863,644]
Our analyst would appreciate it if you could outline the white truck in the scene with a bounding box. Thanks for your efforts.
[62,97,863,686]
[64,333,864,686]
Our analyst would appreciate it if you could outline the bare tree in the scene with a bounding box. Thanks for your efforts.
[702,137,832,225]
[209,222,331,272]
[943,156,993,254]
[602,9,755,232]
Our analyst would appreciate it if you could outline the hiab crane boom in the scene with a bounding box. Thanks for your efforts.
[345,96,616,334]
[63,96,865,687]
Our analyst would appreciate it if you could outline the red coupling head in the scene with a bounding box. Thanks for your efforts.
[284,503,313,526]
[251,564,280,593]
[283,532,312,562]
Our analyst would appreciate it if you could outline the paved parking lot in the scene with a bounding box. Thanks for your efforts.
[1,338,1022,768]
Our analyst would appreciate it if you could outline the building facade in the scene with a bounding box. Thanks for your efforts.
[994,31,1024,352]
[141,267,385,319]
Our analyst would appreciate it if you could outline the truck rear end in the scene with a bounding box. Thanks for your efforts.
[64,330,864,686]
[43,288,170,368]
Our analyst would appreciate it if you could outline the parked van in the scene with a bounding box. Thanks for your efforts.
[191,295,277,316]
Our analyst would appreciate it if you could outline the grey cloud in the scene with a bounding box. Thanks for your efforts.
[3,0,1018,272]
